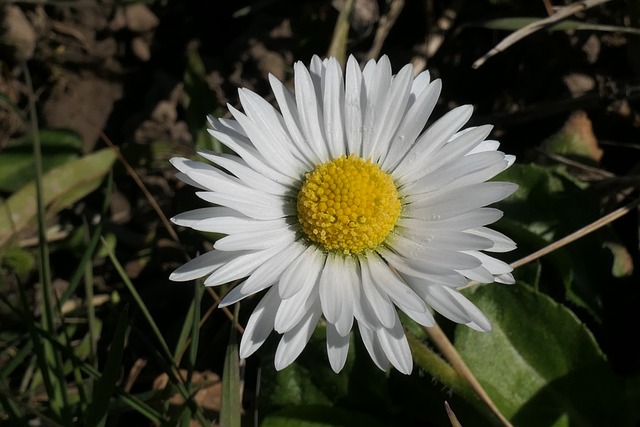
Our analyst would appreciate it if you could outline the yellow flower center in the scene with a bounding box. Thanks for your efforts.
[297,154,401,254]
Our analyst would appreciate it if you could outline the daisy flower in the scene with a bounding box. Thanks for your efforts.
[170,55,517,374]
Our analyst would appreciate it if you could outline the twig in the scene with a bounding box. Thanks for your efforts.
[535,149,615,178]
[366,0,405,61]
[542,0,555,16]
[327,0,355,66]
[473,0,613,69]
[100,132,181,244]
[100,133,241,332]
[411,1,459,74]
[509,197,640,270]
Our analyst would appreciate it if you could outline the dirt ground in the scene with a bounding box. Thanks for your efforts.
[2,0,640,423]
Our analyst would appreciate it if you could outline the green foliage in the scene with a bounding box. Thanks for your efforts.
[0,148,116,247]
[457,284,623,426]
[0,129,82,193]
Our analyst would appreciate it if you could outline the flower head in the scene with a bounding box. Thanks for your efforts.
[170,55,517,374]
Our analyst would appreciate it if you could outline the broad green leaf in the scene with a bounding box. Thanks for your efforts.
[84,305,129,427]
[0,129,82,192]
[456,284,622,427]
[261,405,387,427]
[0,148,116,247]
[260,325,353,411]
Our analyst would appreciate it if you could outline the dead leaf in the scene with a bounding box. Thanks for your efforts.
[542,110,603,163]
[153,369,222,412]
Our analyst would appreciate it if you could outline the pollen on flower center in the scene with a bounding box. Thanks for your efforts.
[297,154,401,254]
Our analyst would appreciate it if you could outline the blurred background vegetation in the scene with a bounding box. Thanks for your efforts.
[1,0,639,426]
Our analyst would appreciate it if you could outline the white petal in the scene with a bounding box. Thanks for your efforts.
[359,257,396,328]
[239,286,280,358]
[361,56,392,160]
[468,139,500,154]
[170,250,241,282]
[376,314,413,374]
[495,272,516,284]
[326,322,350,373]
[368,63,413,161]
[294,61,329,161]
[197,150,292,195]
[378,246,457,280]
[465,251,513,275]
[171,207,240,228]
[404,182,518,220]
[415,284,473,325]
[397,208,503,231]
[381,79,442,171]
[402,306,436,327]
[274,279,320,334]
[323,58,346,158]
[408,70,431,105]
[392,105,474,181]
[358,323,390,372]
[207,117,294,186]
[218,279,263,308]
[333,256,356,337]
[396,228,494,252]
[204,242,290,286]
[457,265,495,283]
[465,227,517,252]
[418,125,493,178]
[181,212,285,234]
[196,190,292,221]
[364,252,428,314]
[385,234,482,270]
[214,225,296,251]
[400,151,506,196]
[268,74,320,165]
[228,102,301,178]
[279,246,326,300]
[218,241,306,307]
[344,55,365,156]
[319,253,344,324]
[274,299,323,370]
[350,266,380,330]
[445,288,492,332]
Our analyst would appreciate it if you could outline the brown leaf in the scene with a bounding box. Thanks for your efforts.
[153,369,222,412]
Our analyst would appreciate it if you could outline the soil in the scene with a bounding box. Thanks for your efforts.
[1,0,640,418]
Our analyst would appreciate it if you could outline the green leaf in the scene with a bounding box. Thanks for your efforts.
[261,405,387,427]
[0,148,116,247]
[260,325,353,411]
[0,129,82,192]
[0,247,35,275]
[455,284,623,427]
[84,305,129,427]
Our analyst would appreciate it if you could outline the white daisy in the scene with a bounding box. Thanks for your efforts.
[170,55,517,374]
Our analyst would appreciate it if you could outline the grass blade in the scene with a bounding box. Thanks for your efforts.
[23,63,70,423]
[101,237,173,361]
[85,305,129,426]
[220,305,241,427]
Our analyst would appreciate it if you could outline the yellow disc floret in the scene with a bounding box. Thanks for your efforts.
[297,154,401,254]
